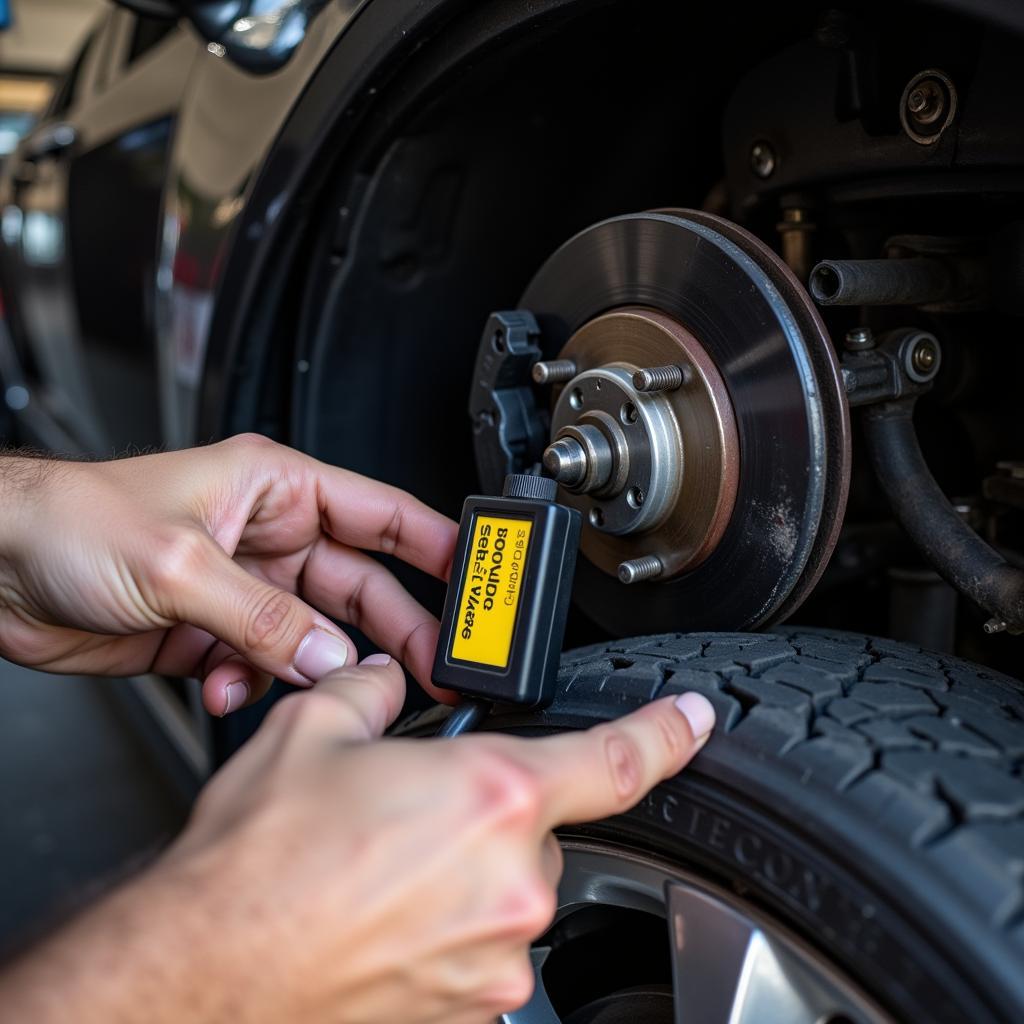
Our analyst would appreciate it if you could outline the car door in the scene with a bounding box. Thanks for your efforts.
[64,11,197,451]
[0,18,109,453]
[0,10,197,454]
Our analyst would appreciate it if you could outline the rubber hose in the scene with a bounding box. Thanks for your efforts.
[862,400,1024,633]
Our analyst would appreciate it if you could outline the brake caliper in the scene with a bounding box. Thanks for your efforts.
[467,311,549,493]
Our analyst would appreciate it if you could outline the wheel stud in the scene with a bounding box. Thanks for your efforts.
[532,359,577,385]
[632,365,688,392]
[618,555,664,584]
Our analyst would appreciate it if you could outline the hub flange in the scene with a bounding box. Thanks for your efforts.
[543,307,738,580]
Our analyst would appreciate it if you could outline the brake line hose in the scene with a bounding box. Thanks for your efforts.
[862,399,1024,634]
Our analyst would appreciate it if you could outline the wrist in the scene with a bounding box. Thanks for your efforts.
[0,454,71,561]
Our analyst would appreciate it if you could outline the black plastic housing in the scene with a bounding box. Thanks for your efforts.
[433,493,581,708]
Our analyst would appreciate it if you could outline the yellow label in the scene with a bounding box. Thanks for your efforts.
[450,514,533,669]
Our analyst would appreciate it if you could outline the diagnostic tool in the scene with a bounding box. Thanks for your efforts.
[432,473,581,710]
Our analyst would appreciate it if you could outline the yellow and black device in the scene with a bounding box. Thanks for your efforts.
[432,473,581,709]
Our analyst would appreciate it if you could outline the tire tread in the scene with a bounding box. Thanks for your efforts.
[550,629,1024,938]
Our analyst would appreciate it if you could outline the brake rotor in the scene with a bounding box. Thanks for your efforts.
[519,209,850,633]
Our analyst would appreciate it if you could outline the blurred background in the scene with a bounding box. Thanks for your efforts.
[0,1,102,158]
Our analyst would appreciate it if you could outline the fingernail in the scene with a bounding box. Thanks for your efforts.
[221,681,249,717]
[294,628,349,682]
[360,653,392,667]
[674,691,716,740]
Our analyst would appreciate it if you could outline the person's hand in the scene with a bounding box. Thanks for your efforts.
[0,435,458,712]
[0,657,716,1024]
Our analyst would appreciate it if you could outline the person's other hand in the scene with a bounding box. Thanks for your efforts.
[0,657,715,1024]
[0,435,458,712]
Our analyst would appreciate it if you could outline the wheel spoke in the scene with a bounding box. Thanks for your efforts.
[667,883,870,1024]
[500,946,561,1024]
[667,881,761,1023]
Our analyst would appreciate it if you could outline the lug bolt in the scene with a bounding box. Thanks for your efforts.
[633,364,688,392]
[532,359,577,385]
[618,555,664,585]
[844,326,875,351]
[542,437,588,488]
[750,141,776,179]
[983,618,1008,635]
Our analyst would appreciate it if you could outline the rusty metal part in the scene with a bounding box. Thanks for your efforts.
[550,307,739,580]
[900,69,957,146]
[777,205,815,283]
[863,400,1024,634]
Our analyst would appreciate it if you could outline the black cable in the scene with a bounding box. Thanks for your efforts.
[436,698,492,738]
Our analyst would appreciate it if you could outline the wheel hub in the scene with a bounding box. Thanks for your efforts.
[542,307,738,581]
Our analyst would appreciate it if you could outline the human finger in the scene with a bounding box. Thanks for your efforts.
[202,653,274,717]
[313,464,459,581]
[540,832,563,889]
[526,693,716,831]
[301,537,456,703]
[310,653,409,741]
[151,529,357,687]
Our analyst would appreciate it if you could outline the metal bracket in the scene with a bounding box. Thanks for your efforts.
[841,328,941,407]
[468,311,548,494]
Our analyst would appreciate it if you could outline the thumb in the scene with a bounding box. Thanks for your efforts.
[315,653,408,741]
[161,534,356,687]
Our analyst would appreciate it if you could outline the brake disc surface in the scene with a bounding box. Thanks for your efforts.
[518,210,850,633]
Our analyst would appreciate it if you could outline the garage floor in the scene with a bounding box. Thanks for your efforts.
[0,661,189,959]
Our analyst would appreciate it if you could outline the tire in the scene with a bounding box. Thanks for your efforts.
[477,630,1024,1023]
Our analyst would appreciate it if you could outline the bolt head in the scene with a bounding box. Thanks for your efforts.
[912,340,937,373]
[750,141,776,179]
[907,88,929,114]
[844,326,875,351]
[906,79,945,126]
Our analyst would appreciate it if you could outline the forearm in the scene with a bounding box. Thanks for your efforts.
[0,856,234,1024]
